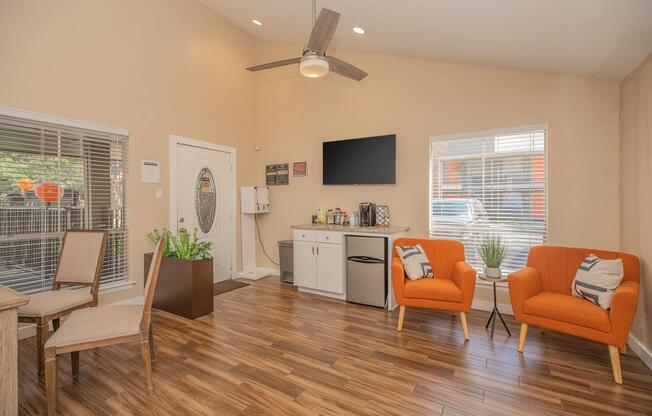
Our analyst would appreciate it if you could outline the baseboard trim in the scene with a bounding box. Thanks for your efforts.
[235,267,279,280]
[628,332,652,370]
[17,295,145,341]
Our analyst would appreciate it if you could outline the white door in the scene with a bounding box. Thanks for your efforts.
[176,143,233,282]
[316,243,343,294]
[294,241,317,289]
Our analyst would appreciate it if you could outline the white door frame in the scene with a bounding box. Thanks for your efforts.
[169,135,237,279]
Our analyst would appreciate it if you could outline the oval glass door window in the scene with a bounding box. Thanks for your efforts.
[195,168,217,233]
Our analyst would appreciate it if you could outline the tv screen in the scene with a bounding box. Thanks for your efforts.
[323,134,396,185]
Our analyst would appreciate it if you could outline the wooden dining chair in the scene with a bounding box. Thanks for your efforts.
[18,230,108,377]
[44,238,164,415]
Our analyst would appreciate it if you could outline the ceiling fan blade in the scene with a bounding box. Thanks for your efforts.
[307,8,341,54]
[246,58,301,72]
[326,56,368,81]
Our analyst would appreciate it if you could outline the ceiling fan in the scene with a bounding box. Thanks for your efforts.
[246,1,368,81]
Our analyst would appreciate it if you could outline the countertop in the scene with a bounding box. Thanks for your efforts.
[292,224,409,234]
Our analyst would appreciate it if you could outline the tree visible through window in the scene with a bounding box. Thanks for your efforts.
[0,114,128,294]
[429,127,547,275]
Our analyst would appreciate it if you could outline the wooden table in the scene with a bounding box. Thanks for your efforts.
[0,284,29,416]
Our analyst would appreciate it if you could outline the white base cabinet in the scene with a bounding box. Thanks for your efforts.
[293,230,343,295]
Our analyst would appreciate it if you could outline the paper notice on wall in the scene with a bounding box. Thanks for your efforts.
[142,160,160,183]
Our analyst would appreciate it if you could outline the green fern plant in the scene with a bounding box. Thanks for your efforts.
[479,235,506,268]
[148,227,213,260]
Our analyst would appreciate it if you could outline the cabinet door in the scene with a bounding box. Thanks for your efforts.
[316,243,343,294]
[293,241,317,289]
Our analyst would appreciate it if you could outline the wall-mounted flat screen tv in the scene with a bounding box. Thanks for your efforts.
[323,134,396,185]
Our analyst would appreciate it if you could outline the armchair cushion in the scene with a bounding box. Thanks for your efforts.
[571,253,624,309]
[523,292,610,332]
[396,244,434,280]
[404,278,462,302]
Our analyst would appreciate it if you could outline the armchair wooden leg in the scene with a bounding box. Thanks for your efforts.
[44,348,57,416]
[518,323,528,352]
[36,319,49,377]
[608,345,623,384]
[620,344,627,355]
[71,351,80,380]
[140,334,154,392]
[460,312,469,341]
[149,324,156,363]
[397,306,406,332]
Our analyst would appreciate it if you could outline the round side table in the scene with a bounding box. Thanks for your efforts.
[479,274,511,339]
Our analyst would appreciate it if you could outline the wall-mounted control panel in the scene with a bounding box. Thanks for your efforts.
[241,186,270,214]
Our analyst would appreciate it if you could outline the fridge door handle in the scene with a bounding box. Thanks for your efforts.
[316,245,319,255]
[347,255,384,264]
[312,244,315,255]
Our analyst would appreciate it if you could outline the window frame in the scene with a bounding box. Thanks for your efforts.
[0,106,131,294]
[428,124,549,278]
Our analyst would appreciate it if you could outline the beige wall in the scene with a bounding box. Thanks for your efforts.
[253,41,620,266]
[0,0,257,303]
[620,53,652,351]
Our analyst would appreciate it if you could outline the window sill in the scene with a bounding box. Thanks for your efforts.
[99,280,136,295]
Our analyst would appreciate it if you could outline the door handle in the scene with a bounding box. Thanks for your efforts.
[316,245,319,255]
[179,217,185,223]
[312,245,315,255]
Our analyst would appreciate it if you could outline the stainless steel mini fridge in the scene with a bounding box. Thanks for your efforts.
[346,235,387,307]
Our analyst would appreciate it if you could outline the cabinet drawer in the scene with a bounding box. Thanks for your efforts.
[293,229,316,242]
[316,231,342,244]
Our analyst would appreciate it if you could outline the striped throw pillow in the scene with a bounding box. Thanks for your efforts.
[396,244,434,280]
[571,254,624,309]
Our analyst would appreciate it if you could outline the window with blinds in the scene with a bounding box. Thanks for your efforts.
[0,113,128,294]
[429,126,546,275]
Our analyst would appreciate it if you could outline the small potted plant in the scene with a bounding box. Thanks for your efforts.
[480,235,506,279]
[145,228,214,319]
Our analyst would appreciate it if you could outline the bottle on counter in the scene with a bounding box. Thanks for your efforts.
[334,207,341,225]
[341,210,348,226]
[327,209,334,224]
[350,210,359,227]
[317,208,326,224]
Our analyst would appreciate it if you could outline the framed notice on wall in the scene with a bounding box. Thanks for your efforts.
[265,163,290,186]
[293,162,307,176]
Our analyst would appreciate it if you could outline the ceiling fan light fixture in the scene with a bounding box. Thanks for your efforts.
[251,19,263,26]
[299,55,329,78]
[352,27,365,34]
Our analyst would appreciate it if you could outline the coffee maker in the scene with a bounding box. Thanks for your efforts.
[359,202,377,227]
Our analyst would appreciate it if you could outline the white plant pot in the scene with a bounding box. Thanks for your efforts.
[485,267,502,279]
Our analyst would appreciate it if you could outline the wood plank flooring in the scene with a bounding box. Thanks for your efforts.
[18,277,652,415]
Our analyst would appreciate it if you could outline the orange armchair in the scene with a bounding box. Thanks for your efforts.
[508,246,640,384]
[392,238,477,340]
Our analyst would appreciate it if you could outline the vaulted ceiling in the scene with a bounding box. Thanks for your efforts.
[200,0,652,80]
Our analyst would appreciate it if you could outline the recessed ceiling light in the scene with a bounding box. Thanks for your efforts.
[352,27,365,34]
[252,19,263,26]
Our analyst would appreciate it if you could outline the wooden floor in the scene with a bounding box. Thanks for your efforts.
[18,277,652,416]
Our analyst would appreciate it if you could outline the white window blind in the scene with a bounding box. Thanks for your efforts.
[0,113,128,294]
[429,127,546,275]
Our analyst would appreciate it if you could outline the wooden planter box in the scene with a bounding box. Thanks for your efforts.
[144,254,214,319]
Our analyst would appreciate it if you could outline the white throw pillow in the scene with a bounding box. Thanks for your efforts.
[571,253,624,309]
[396,244,434,280]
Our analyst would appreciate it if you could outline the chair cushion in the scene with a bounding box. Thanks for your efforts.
[45,305,143,348]
[403,278,463,302]
[18,289,93,317]
[396,244,434,280]
[522,291,611,332]
[571,253,624,309]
